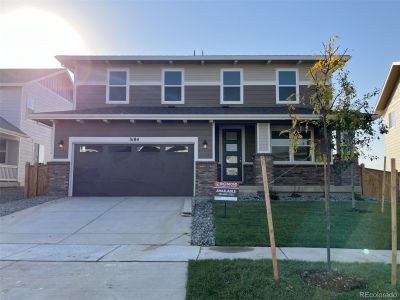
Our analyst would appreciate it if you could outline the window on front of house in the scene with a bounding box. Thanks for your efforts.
[221,70,243,104]
[162,70,184,104]
[34,143,45,164]
[389,111,396,129]
[0,139,6,164]
[107,70,129,104]
[277,69,299,103]
[271,127,313,162]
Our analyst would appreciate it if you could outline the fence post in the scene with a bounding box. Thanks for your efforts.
[391,158,397,287]
[382,157,387,213]
[24,162,30,198]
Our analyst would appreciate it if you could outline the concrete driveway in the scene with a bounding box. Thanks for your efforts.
[0,197,194,300]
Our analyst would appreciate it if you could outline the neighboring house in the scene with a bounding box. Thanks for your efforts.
[0,69,73,187]
[31,55,356,197]
[374,62,400,170]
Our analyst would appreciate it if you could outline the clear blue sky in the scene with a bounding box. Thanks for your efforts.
[2,0,399,169]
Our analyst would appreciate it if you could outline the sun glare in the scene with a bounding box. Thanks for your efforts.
[0,7,88,68]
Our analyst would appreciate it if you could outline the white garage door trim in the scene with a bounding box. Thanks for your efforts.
[67,136,199,197]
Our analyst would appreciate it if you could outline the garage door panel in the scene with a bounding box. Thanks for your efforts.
[73,143,194,196]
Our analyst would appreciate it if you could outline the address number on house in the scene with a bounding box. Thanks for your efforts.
[214,182,239,201]
[129,137,140,142]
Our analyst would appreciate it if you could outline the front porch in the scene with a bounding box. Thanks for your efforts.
[205,121,361,195]
[0,137,19,186]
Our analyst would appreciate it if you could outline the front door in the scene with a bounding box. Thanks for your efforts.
[222,129,242,182]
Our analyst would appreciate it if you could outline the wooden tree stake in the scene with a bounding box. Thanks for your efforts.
[260,155,279,281]
[382,156,387,213]
[391,158,397,287]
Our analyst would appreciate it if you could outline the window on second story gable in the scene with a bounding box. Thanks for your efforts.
[276,69,299,104]
[162,70,184,104]
[221,70,243,104]
[389,111,396,128]
[107,70,129,104]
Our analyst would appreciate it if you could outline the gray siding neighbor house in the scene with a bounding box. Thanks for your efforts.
[30,55,359,197]
[0,69,73,187]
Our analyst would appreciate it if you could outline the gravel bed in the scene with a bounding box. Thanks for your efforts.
[0,196,61,217]
[191,197,215,246]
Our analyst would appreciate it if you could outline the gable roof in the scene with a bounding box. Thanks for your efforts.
[0,117,28,138]
[374,62,400,115]
[0,68,65,85]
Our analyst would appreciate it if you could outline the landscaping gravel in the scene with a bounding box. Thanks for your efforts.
[0,196,61,217]
[191,197,215,246]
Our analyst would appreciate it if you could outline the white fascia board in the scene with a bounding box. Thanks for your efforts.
[30,113,320,121]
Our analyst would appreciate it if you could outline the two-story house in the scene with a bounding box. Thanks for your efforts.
[374,61,400,170]
[0,69,73,188]
[31,55,357,197]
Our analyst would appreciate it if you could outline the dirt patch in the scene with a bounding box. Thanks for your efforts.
[300,269,366,293]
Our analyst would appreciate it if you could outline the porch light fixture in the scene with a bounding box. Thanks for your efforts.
[58,140,64,150]
[202,140,208,150]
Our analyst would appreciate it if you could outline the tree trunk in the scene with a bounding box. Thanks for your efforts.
[351,161,356,210]
[323,118,332,271]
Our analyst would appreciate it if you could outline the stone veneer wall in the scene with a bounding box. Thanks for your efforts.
[253,154,274,186]
[273,163,360,186]
[243,164,255,185]
[196,161,218,196]
[47,161,70,197]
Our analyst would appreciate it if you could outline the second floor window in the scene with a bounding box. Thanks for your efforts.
[107,70,129,104]
[162,70,184,104]
[277,69,299,103]
[389,111,396,128]
[221,69,243,104]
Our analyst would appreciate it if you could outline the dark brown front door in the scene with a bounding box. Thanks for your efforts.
[222,129,242,182]
[72,144,194,196]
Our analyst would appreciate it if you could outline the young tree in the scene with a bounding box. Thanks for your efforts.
[286,37,386,271]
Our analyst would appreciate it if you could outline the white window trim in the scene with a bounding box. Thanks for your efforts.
[106,68,130,104]
[270,125,315,164]
[276,68,300,104]
[220,68,244,104]
[162,69,185,104]
[256,123,271,153]
[389,111,396,129]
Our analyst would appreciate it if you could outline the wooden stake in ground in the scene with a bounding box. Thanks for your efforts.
[391,158,397,287]
[260,155,279,281]
[382,156,387,213]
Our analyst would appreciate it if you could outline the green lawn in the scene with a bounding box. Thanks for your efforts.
[187,259,400,300]
[214,201,400,249]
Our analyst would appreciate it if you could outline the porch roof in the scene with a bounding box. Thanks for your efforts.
[0,117,28,138]
[30,106,318,124]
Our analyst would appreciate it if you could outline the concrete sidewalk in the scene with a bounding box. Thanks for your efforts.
[0,244,397,264]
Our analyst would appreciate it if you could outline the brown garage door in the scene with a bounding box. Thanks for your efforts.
[72,144,194,196]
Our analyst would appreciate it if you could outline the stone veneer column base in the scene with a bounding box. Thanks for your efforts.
[253,154,274,186]
[195,161,218,197]
[47,161,70,197]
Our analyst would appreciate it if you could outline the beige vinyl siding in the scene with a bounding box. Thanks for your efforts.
[0,87,22,127]
[53,120,213,160]
[75,61,314,84]
[39,71,73,101]
[383,77,400,169]
[24,82,73,113]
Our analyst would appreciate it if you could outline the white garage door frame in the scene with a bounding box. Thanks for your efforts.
[67,136,205,197]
